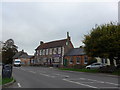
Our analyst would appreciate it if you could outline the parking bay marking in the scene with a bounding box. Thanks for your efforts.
[80,78,119,86]
[63,79,97,88]
[63,78,119,88]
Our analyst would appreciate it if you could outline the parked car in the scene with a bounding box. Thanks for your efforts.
[86,63,105,69]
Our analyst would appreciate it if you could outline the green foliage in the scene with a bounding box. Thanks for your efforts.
[2,39,18,64]
[87,57,97,65]
[83,23,120,66]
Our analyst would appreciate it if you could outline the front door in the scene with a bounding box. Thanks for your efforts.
[63,59,68,66]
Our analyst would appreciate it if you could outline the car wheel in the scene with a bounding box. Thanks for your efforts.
[87,67,90,69]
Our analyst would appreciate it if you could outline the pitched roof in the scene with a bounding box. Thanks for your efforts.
[36,39,70,50]
[19,53,29,58]
[65,48,86,56]
[13,51,28,59]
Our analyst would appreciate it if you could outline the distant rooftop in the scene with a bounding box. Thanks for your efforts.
[65,48,86,56]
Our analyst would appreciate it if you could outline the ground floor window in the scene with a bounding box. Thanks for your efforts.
[76,57,81,64]
[84,56,88,64]
[69,57,73,64]
[54,57,60,62]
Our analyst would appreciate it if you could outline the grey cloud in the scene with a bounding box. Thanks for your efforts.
[2,2,118,54]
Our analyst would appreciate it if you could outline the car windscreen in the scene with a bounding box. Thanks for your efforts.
[94,64,101,65]
[14,61,20,63]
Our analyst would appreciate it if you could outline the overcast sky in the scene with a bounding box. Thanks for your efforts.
[1,0,118,55]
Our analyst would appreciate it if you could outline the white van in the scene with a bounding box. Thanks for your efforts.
[14,59,21,67]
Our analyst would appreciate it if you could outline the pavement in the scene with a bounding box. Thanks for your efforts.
[5,66,120,89]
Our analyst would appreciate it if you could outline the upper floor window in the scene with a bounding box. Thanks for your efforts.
[49,48,52,55]
[58,47,61,54]
[46,49,49,55]
[76,57,81,64]
[37,50,39,56]
[84,56,88,64]
[53,48,57,54]
[43,49,45,55]
[62,47,64,55]
[40,50,41,55]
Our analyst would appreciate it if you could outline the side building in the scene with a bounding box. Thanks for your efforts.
[13,50,33,66]
[64,48,90,67]
[34,32,74,67]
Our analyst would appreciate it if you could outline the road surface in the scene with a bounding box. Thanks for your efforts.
[6,66,120,89]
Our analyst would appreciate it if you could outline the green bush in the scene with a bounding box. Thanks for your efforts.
[98,66,116,73]
[73,65,85,69]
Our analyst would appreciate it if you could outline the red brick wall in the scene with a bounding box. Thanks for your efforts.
[64,55,90,67]
[20,58,30,66]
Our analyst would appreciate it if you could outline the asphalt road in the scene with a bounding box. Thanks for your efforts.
[7,66,120,89]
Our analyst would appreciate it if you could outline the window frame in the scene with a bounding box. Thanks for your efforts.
[69,56,73,64]
[84,56,88,64]
[76,57,81,64]
[46,49,49,55]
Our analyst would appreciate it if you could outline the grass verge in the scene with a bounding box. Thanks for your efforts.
[59,68,120,76]
[112,69,120,76]
[59,68,99,73]
[0,77,14,85]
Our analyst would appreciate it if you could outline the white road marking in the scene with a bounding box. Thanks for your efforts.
[105,82,119,86]
[86,78,104,83]
[17,83,21,88]
[39,73,55,78]
[79,78,118,85]
[55,73,60,75]
[100,87,119,88]
[79,78,86,80]
[87,78,118,85]
[49,67,53,68]
[63,79,97,88]
[29,71,36,74]
[54,73,69,77]
[75,82,94,83]
[20,68,25,71]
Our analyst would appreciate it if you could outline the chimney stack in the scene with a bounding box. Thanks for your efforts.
[67,32,71,41]
[40,41,44,45]
[22,49,24,52]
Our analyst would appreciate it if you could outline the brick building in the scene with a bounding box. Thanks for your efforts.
[13,50,33,66]
[64,48,90,67]
[34,32,74,67]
